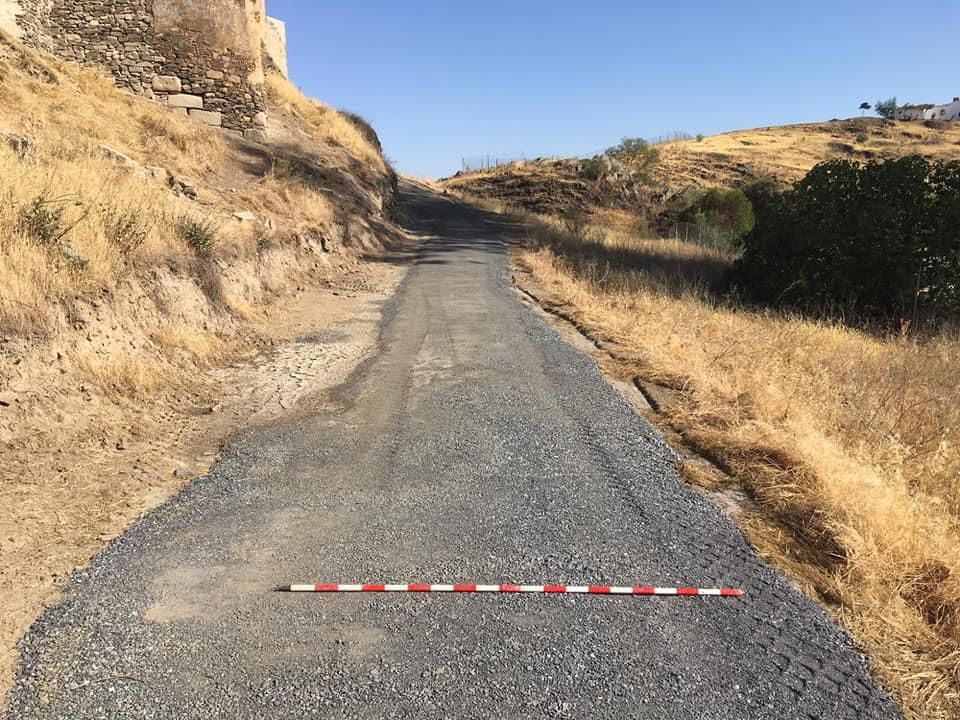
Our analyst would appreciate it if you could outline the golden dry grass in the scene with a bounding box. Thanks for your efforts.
[655,119,960,188]
[0,42,387,336]
[265,73,386,171]
[515,215,960,719]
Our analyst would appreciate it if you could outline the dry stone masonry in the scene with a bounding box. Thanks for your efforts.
[0,0,287,137]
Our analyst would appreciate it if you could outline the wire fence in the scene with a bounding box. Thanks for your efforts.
[459,154,559,173]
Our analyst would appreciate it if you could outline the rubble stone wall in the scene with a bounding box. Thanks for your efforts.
[3,0,278,136]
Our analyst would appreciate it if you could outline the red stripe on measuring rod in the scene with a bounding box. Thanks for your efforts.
[282,583,745,597]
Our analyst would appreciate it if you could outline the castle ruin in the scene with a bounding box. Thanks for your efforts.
[0,0,289,138]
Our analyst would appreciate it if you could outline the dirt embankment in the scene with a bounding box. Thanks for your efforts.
[0,32,410,701]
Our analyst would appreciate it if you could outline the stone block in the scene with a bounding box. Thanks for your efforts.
[243,128,268,144]
[99,144,136,166]
[170,107,188,116]
[188,109,222,127]
[152,75,181,93]
[167,93,203,109]
[253,112,268,128]
[205,69,224,80]
[143,166,169,183]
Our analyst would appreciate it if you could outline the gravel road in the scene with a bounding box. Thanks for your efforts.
[6,183,899,719]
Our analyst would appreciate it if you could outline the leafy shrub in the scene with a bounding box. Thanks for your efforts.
[19,195,66,245]
[735,156,960,320]
[855,131,869,144]
[605,137,660,185]
[679,187,755,249]
[696,134,705,142]
[578,156,605,181]
[175,215,218,258]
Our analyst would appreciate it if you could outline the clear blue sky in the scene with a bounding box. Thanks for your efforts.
[268,0,959,179]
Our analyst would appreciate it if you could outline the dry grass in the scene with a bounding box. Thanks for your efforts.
[0,45,380,336]
[514,214,960,719]
[74,348,165,398]
[442,119,960,221]
[0,139,240,333]
[0,34,242,335]
[655,119,960,189]
[265,74,385,171]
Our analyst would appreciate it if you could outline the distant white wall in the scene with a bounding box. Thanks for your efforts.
[897,98,960,121]
[924,99,960,121]
[264,16,287,78]
[0,0,23,38]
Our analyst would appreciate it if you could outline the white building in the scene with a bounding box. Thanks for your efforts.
[897,97,960,121]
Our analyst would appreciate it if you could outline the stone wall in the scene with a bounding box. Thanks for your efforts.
[3,0,281,136]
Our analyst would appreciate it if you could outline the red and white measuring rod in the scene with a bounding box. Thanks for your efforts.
[279,583,745,597]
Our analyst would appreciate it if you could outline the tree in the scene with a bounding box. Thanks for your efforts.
[605,137,660,184]
[875,97,898,119]
[679,187,756,249]
[859,102,871,116]
[735,156,960,320]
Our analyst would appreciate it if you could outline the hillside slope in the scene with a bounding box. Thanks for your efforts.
[440,118,960,218]
[0,29,405,702]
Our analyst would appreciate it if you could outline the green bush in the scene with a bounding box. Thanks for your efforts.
[735,156,960,320]
[578,156,605,181]
[679,187,756,249]
[175,215,218,258]
[606,137,660,185]
[855,131,869,144]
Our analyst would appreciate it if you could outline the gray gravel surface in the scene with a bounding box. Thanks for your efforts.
[6,184,899,719]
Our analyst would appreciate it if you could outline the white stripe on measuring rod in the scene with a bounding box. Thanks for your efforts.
[280,583,745,597]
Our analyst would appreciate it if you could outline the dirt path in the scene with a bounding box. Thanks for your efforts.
[4,184,898,719]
